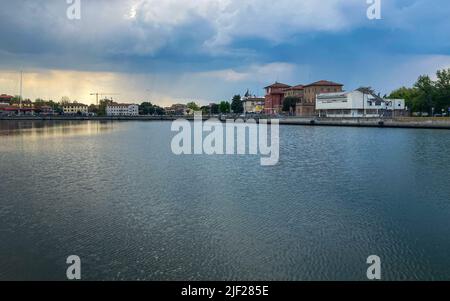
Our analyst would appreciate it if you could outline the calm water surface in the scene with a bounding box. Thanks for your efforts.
[1,120,450,280]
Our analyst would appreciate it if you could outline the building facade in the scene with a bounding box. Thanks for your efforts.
[283,85,304,99]
[242,96,265,114]
[299,80,344,116]
[165,104,188,115]
[62,103,88,115]
[106,103,139,116]
[0,94,13,104]
[316,90,406,118]
[264,82,291,114]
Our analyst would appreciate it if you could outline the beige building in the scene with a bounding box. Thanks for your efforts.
[242,96,265,114]
[165,104,188,115]
[62,103,88,115]
[283,84,304,99]
[297,80,344,116]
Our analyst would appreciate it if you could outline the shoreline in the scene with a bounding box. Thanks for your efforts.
[1,116,450,130]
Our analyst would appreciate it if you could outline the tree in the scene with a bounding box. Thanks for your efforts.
[200,106,210,115]
[282,97,299,114]
[230,95,243,114]
[210,103,219,115]
[388,87,419,110]
[356,87,375,95]
[435,68,450,112]
[219,101,231,114]
[88,104,99,115]
[387,68,450,115]
[414,75,436,114]
[187,102,200,112]
[98,98,114,116]
[60,96,71,105]
[10,96,21,104]
[48,100,62,114]
[153,105,165,116]
[139,102,155,115]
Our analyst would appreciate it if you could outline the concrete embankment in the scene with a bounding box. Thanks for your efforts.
[1,116,450,129]
[279,117,450,129]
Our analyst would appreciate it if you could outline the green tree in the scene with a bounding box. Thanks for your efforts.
[200,106,210,115]
[154,105,165,115]
[282,97,299,114]
[98,98,114,116]
[48,101,62,114]
[139,102,155,115]
[388,87,419,110]
[219,101,231,114]
[210,103,219,115]
[356,86,375,95]
[414,75,436,114]
[230,95,243,114]
[88,104,99,115]
[10,96,21,105]
[187,102,200,112]
[435,68,450,112]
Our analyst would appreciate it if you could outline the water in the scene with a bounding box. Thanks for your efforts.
[1,120,450,281]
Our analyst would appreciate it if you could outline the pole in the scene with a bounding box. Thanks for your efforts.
[19,71,23,116]
[362,92,365,118]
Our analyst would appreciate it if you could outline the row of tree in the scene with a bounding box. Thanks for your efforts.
[389,68,450,114]
[185,95,244,115]
[8,93,247,116]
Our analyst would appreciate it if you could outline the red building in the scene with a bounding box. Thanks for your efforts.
[0,94,13,104]
[264,82,291,114]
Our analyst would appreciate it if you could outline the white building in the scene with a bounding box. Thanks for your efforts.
[106,103,139,116]
[316,90,406,118]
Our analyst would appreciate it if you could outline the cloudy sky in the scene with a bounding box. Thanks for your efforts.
[0,0,449,106]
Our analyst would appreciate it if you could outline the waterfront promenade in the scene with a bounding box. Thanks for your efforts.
[1,116,450,129]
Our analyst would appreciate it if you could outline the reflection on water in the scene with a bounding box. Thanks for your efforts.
[0,120,115,138]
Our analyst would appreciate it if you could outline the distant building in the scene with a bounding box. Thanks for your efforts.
[242,92,265,114]
[38,105,55,115]
[165,104,188,115]
[299,80,344,116]
[106,103,139,116]
[0,104,34,115]
[263,80,344,116]
[0,94,13,104]
[316,89,406,118]
[11,99,34,109]
[62,103,89,115]
[264,82,291,114]
[283,84,304,99]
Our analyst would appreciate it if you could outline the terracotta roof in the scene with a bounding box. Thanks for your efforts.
[264,82,291,89]
[304,80,343,87]
[284,84,304,91]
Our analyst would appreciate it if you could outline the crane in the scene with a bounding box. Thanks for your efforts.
[90,93,120,106]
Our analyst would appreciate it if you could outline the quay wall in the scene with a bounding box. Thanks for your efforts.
[1,116,450,129]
